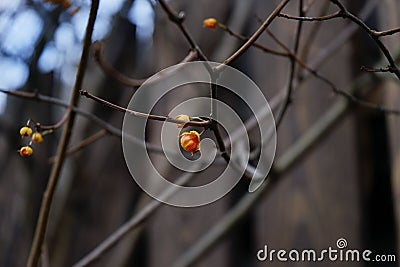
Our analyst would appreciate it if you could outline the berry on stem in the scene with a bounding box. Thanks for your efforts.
[20,126,33,137]
[179,130,201,154]
[18,146,33,157]
[32,132,44,144]
[203,18,217,29]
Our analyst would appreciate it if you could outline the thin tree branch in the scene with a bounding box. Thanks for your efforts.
[48,129,108,163]
[265,29,400,115]
[93,42,199,87]
[281,0,400,80]
[215,0,291,72]
[258,6,400,116]
[372,26,400,37]
[172,72,380,267]
[93,41,146,87]
[27,1,99,266]
[360,65,396,73]
[217,23,289,57]
[275,0,304,127]
[79,90,211,127]
[278,10,341,21]
[0,89,205,155]
[298,1,331,71]
[71,171,195,267]
[158,0,209,62]
[330,0,400,80]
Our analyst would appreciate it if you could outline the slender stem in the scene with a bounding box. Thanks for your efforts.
[215,0,291,72]
[158,0,209,62]
[329,0,400,80]
[266,29,400,115]
[26,1,99,266]
[48,129,108,164]
[275,0,304,127]
[93,42,198,87]
[372,26,400,37]
[278,11,341,21]
[217,23,289,57]
[276,0,400,81]
[39,109,70,131]
[93,42,146,87]
[360,65,394,73]
[0,89,204,155]
[80,90,211,127]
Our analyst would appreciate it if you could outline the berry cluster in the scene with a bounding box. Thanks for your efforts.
[18,121,47,157]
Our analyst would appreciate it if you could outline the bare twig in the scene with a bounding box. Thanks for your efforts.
[360,65,396,73]
[158,0,209,62]
[48,129,108,163]
[330,0,400,78]
[265,30,400,115]
[93,42,199,87]
[296,0,378,85]
[278,10,341,21]
[215,0,291,72]
[79,90,211,127]
[93,42,146,87]
[256,7,400,116]
[281,0,400,80]
[298,1,330,72]
[275,0,305,127]
[27,1,100,266]
[372,27,400,37]
[0,89,203,155]
[157,0,230,164]
[217,23,289,57]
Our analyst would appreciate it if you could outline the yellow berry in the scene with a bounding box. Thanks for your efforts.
[32,132,44,144]
[175,114,190,128]
[179,131,201,154]
[20,126,33,137]
[203,18,217,29]
[18,146,33,157]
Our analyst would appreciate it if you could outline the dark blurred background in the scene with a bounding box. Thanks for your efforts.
[0,0,399,266]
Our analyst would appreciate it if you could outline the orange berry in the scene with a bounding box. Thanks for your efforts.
[18,146,33,157]
[175,114,190,128]
[32,132,44,144]
[20,126,33,137]
[180,131,201,154]
[203,18,217,29]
